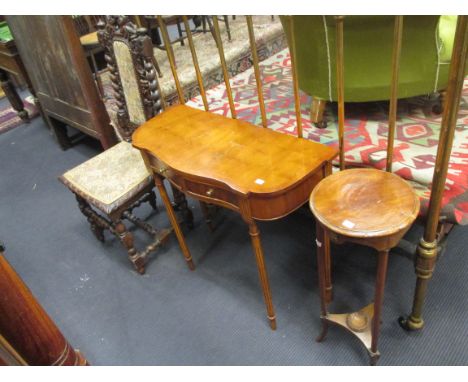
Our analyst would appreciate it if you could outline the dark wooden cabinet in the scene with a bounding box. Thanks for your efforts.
[5,15,117,149]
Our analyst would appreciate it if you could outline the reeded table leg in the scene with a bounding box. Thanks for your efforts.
[248,222,276,330]
[155,175,195,271]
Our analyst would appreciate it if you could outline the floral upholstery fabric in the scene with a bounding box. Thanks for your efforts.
[113,40,146,126]
[60,141,152,215]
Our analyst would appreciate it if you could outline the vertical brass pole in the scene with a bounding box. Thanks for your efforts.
[246,16,268,128]
[401,15,468,331]
[157,15,185,104]
[285,16,303,138]
[182,16,209,111]
[335,16,345,170]
[386,16,404,172]
[212,16,237,119]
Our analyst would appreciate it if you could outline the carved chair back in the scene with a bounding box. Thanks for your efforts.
[97,16,164,142]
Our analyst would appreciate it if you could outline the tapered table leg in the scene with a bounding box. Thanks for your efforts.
[370,250,389,365]
[248,222,276,330]
[315,221,329,342]
[154,175,195,270]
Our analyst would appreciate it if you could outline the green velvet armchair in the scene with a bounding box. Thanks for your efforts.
[280,16,459,127]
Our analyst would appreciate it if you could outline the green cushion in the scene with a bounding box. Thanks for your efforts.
[281,16,461,102]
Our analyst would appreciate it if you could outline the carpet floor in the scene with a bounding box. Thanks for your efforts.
[0,97,467,365]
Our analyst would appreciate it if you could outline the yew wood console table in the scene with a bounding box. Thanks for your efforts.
[133,104,338,329]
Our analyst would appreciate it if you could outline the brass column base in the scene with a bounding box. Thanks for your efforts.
[398,315,424,331]
[319,303,381,365]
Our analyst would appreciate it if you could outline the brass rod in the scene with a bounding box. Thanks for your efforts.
[385,16,404,172]
[335,16,345,170]
[285,16,303,138]
[246,16,268,128]
[424,15,468,243]
[212,16,237,119]
[157,15,185,104]
[182,16,209,111]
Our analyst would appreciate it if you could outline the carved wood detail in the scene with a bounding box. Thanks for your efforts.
[97,16,163,141]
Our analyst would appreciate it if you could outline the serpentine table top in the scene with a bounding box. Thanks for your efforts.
[133,104,338,220]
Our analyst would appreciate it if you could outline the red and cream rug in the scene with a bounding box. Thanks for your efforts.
[186,49,468,225]
[0,95,39,135]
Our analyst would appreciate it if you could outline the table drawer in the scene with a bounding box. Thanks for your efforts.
[184,179,238,208]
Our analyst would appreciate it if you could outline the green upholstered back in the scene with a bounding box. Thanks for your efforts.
[281,16,458,102]
[0,21,13,42]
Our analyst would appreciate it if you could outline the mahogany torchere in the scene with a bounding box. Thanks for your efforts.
[0,243,88,366]
[310,169,420,365]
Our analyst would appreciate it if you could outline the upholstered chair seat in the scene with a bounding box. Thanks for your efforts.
[59,141,152,215]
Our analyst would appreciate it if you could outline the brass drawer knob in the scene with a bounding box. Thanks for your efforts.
[206,188,214,197]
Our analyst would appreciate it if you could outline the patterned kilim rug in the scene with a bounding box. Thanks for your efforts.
[185,49,468,225]
[0,96,39,135]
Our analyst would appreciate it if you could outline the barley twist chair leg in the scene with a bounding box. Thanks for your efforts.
[148,189,158,211]
[75,194,106,243]
[113,219,146,274]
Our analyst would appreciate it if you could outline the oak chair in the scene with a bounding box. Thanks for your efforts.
[59,16,194,274]
[132,16,338,329]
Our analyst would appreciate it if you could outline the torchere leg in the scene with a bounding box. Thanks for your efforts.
[248,221,276,330]
[310,97,327,129]
[398,238,437,331]
[323,228,333,303]
[0,69,29,122]
[155,175,195,270]
[369,250,389,366]
[315,222,329,342]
